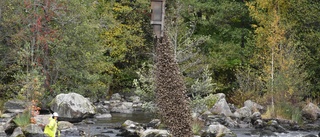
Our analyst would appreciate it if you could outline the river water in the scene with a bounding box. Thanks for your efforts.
[72,112,318,137]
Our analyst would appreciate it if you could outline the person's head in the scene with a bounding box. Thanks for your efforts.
[52,112,59,120]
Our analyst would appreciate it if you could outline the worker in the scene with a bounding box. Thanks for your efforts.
[44,112,60,137]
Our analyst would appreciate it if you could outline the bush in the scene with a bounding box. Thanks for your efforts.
[13,110,31,128]
[192,118,205,135]
[191,94,218,113]
[276,101,303,123]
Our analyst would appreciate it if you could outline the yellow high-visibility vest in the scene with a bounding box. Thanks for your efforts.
[44,117,59,137]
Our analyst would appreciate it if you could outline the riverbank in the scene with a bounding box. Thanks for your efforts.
[1,92,319,137]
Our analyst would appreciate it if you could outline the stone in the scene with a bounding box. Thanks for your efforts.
[234,106,252,119]
[10,127,24,137]
[50,92,96,122]
[128,96,141,103]
[146,119,161,129]
[58,121,74,130]
[4,100,29,113]
[205,122,236,137]
[34,114,51,128]
[120,120,143,137]
[111,102,134,113]
[302,102,320,121]
[244,100,265,113]
[210,98,233,117]
[250,112,261,122]
[141,129,172,137]
[95,104,110,114]
[0,125,5,136]
[94,113,112,119]
[24,124,45,136]
[1,113,15,118]
[110,93,122,100]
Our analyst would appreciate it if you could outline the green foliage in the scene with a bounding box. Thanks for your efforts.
[190,66,217,97]
[246,0,311,114]
[192,118,204,135]
[191,94,218,113]
[100,0,152,93]
[13,111,31,128]
[183,0,255,94]
[276,101,303,123]
[133,63,155,102]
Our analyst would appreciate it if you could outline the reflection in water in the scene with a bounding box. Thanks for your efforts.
[100,112,157,124]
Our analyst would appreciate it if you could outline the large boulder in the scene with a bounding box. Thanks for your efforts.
[141,129,172,137]
[244,100,265,113]
[302,102,320,121]
[120,120,143,137]
[234,106,252,119]
[4,100,30,113]
[34,114,51,128]
[50,93,96,122]
[210,93,233,117]
[202,122,236,137]
[24,124,45,137]
[111,102,134,113]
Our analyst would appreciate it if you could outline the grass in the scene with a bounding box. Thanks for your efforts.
[192,118,204,135]
[0,99,6,116]
[261,102,303,124]
[13,110,31,128]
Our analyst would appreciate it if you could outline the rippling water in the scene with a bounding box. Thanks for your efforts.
[232,128,319,137]
[73,112,318,137]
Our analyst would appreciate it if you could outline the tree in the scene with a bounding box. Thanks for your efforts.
[246,0,310,119]
[99,0,153,93]
[184,0,255,94]
[0,0,113,102]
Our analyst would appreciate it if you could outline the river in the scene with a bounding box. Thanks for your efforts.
[71,112,318,137]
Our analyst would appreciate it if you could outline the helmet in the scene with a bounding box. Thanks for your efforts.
[53,112,59,117]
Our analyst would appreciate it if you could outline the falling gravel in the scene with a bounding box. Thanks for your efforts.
[154,35,193,137]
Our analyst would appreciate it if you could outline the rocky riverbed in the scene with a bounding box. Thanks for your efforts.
[1,92,320,137]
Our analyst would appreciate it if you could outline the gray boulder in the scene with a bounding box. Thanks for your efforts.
[24,124,45,136]
[111,102,134,113]
[4,100,29,113]
[10,127,23,137]
[94,113,112,119]
[302,102,320,121]
[110,93,122,100]
[234,106,252,119]
[210,93,233,117]
[141,129,172,137]
[204,122,236,137]
[120,120,143,137]
[50,93,96,122]
[58,121,74,130]
[244,100,265,113]
[34,114,51,128]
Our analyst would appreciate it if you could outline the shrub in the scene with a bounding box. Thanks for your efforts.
[13,110,31,128]
[191,94,218,113]
[192,118,204,135]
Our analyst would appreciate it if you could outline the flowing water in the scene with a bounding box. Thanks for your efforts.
[232,128,319,137]
[73,112,156,137]
[70,112,318,137]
